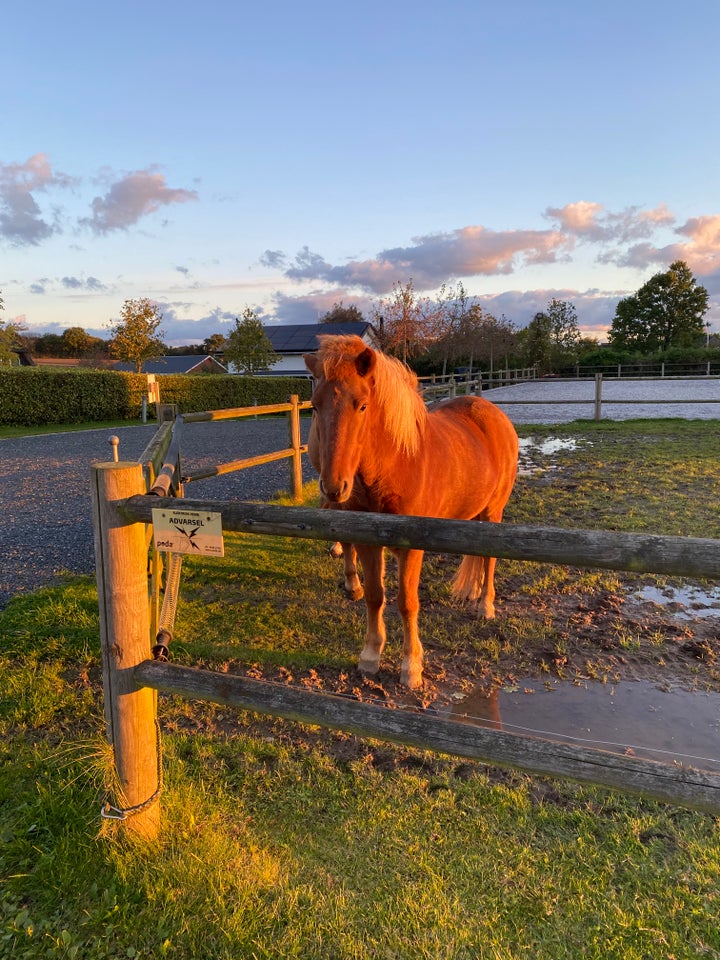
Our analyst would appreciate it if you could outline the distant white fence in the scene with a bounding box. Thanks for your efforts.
[420,367,537,401]
[486,374,720,422]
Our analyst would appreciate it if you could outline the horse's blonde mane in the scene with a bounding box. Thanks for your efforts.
[316,335,427,455]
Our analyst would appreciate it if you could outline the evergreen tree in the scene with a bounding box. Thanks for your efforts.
[608,261,709,353]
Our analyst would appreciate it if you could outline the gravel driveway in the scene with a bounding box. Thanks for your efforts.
[0,418,315,609]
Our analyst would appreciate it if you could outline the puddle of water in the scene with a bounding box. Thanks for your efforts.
[446,679,720,772]
[518,437,579,456]
[633,584,720,620]
[517,437,580,476]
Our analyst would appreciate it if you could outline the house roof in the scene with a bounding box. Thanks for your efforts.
[113,355,228,374]
[263,322,377,354]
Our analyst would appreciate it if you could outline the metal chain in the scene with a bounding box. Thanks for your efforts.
[101,718,163,821]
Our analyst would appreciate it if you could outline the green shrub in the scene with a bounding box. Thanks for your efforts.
[0,368,312,426]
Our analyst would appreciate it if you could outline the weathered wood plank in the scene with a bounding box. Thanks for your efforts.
[135,661,720,814]
[138,419,174,490]
[122,496,720,580]
[183,446,309,484]
[183,400,313,422]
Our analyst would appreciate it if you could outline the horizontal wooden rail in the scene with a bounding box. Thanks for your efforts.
[135,661,720,814]
[121,497,720,580]
[183,445,309,483]
[138,419,174,483]
[183,400,313,422]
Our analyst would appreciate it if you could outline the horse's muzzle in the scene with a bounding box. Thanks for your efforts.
[319,477,351,503]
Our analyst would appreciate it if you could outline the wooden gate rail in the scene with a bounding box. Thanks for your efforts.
[134,660,720,816]
[149,397,312,497]
[122,496,720,581]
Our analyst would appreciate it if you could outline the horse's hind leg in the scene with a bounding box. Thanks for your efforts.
[332,542,364,601]
[453,554,495,617]
[355,544,386,676]
[476,556,496,618]
[396,548,425,690]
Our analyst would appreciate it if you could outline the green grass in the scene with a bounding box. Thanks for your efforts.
[0,419,148,439]
[2,418,720,959]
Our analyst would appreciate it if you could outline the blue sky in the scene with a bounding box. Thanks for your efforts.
[3,0,720,345]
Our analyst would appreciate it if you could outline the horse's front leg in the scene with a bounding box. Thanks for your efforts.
[355,544,386,676]
[395,548,425,689]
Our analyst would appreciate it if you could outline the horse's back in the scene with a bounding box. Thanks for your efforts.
[432,395,517,456]
[427,396,518,518]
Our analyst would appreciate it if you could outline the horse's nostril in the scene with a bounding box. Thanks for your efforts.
[319,476,351,503]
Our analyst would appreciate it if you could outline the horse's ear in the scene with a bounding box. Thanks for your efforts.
[355,347,376,378]
[303,353,320,377]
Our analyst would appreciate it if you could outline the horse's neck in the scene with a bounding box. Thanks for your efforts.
[357,412,417,502]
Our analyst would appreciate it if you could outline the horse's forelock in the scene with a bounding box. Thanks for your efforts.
[316,335,426,455]
[316,334,366,379]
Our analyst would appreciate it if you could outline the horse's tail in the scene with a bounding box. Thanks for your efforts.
[451,555,485,602]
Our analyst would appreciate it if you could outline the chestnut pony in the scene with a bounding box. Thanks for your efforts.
[305,334,518,689]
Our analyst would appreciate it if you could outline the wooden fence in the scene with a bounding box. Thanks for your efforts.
[487,373,720,421]
[420,367,536,401]
[91,402,720,838]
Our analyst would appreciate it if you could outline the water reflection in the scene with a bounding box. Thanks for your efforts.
[518,437,579,456]
[517,437,579,476]
[447,679,720,772]
[633,583,720,620]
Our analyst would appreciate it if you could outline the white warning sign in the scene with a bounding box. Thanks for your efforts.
[152,508,224,557]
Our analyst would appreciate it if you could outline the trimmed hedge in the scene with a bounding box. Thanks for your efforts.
[0,368,312,427]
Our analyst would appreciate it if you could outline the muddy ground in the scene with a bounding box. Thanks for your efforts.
[215,555,720,719]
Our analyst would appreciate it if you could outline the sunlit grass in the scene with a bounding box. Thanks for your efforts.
[2,419,720,958]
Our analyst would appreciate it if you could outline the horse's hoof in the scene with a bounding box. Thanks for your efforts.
[345,585,364,601]
[358,657,380,677]
[400,666,423,690]
[473,601,496,619]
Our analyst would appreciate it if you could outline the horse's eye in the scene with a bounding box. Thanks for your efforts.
[359,403,367,413]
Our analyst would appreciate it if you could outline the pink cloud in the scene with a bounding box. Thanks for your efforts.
[81,168,198,234]
[284,225,573,294]
[603,214,720,276]
[0,153,75,245]
[546,201,674,244]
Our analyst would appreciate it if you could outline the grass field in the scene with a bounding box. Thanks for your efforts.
[1,418,720,959]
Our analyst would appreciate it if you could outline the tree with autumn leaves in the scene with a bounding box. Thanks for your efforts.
[108,298,166,373]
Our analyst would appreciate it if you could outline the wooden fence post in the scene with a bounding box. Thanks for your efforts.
[594,373,603,421]
[288,394,303,501]
[91,461,160,839]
